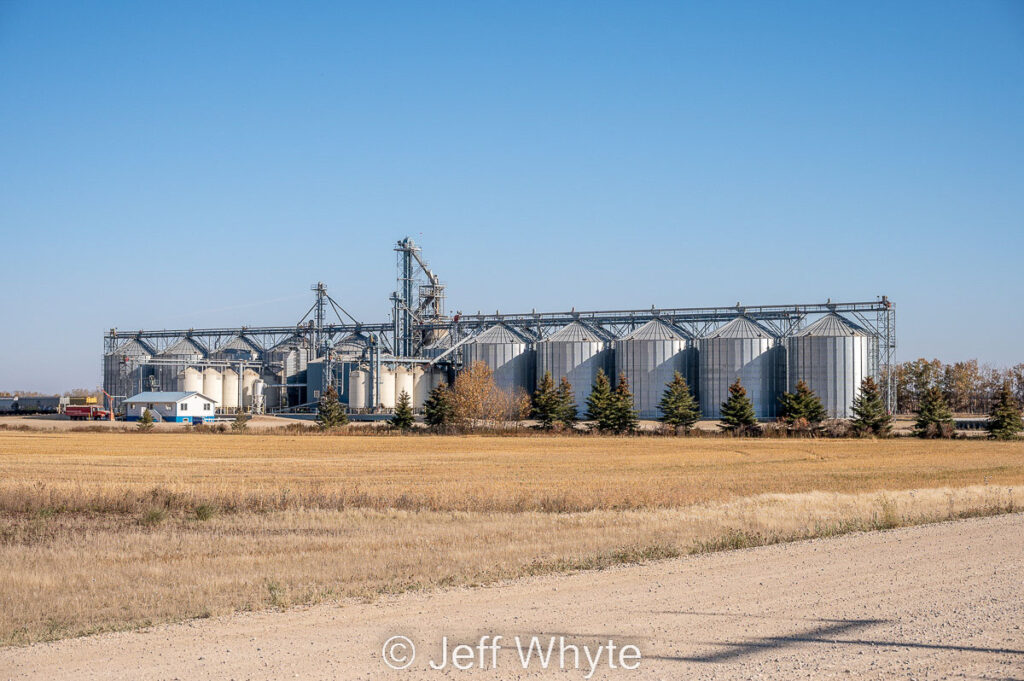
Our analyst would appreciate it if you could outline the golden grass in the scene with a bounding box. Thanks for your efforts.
[1,431,1022,513]
[0,431,1022,645]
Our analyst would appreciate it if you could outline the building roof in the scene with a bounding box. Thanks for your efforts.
[706,316,774,339]
[543,321,610,343]
[467,323,530,344]
[124,391,215,404]
[621,318,690,341]
[158,337,208,357]
[794,313,868,337]
[109,338,157,357]
[212,335,263,355]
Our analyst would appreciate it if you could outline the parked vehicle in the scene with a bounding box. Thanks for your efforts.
[64,405,112,421]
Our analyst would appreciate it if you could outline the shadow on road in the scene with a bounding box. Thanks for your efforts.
[648,612,1024,663]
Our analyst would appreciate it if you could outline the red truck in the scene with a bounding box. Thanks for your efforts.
[65,405,112,421]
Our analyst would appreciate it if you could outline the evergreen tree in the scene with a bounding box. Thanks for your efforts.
[851,376,892,437]
[423,382,455,430]
[719,379,758,433]
[316,385,347,430]
[231,408,249,432]
[606,373,639,434]
[137,408,155,432]
[987,382,1023,440]
[556,376,579,427]
[585,369,613,425]
[778,380,828,425]
[657,371,700,432]
[914,385,954,438]
[390,390,414,430]
[531,371,561,428]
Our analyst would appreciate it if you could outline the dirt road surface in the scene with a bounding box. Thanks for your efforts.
[3,514,1022,680]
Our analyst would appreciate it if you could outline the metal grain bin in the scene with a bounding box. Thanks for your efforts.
[614,319,696,419]
[156,337,207,394]
[699,316,783,419]
[333,333,371,361]
[786,313,874,419]
[210,335,262,361]
[267,334,311,407]
[537,321,613,418]
[461,323,535,395]
[103,338,157,409]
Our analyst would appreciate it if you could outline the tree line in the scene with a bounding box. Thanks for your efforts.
[308,361,1022,440]
[889,359,1024,414]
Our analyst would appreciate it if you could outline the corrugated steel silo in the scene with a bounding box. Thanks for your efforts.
[698,316,783,419]
[614,319,695,419]
[157,337,206,393]
[333,333,370,361]
[267,334,310,407]
[537,321,613,418]
[210,335,262,361]
[460,323,535,395]
[103,338,156,408]
[423,332,455,360]
[786,313,874,419]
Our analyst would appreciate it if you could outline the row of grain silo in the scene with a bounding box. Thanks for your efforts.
[102,333,297,411]
[455,313,875,420]
[346,364,447,411]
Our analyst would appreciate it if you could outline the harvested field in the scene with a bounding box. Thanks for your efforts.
[0,431,1021,645]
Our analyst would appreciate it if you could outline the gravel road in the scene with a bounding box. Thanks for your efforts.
[3,513,1022,680]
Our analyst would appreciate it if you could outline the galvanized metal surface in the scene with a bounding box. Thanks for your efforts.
[461,324,535,396]
[698,316,783,419]
[786,313,873,419]
[536,322,612,418]
[614,319,696,419]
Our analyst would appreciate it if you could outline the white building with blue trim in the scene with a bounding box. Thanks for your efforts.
[124,391,217,423]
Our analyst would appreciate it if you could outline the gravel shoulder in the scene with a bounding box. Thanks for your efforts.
[2,513,1022,680]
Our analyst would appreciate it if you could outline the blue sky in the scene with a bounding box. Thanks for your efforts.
[1,1,1022,392]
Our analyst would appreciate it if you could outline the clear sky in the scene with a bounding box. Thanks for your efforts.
[1,1,1022,392]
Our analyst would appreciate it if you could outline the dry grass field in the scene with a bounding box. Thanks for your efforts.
[1,430,1022,645]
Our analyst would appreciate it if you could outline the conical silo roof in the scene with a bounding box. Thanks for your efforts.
[621,318,690,341]
[214,335,263,354]
[795,313,868,337]
[333,332,370,357]
[706,316,773,339]
[109,338,156,356]
[468,323,530,344]
[270,333,310,351]
[543,321,608,343]
[159,337,207,356]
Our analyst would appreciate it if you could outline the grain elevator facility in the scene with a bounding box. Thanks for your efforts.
[103,237,897,420]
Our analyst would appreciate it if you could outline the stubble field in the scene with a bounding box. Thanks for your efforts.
[1,430,1022,645]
